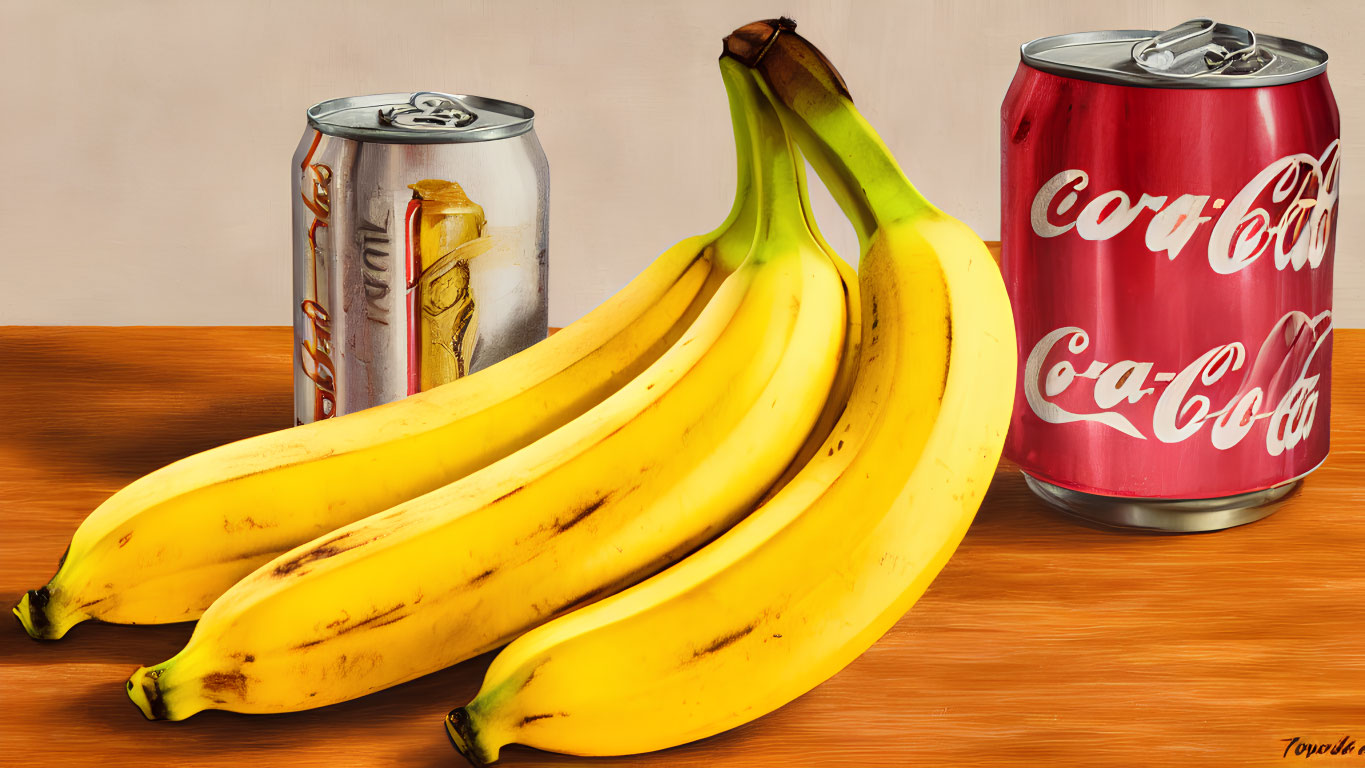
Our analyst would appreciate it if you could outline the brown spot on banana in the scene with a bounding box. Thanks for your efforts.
[492,485,524,505]
[117,532,133,548]
[517,660,548,692]
[513,488,633,548]
[553,495,610,533]
[467,567,498,586]
[520,712,566,725]
[692,623,758,659]
[368,615,408,631]
[201,670,248,699]
[223,516,276,534]
[272,531,363,577]
[942,299,954,396]
[292,602,408,650]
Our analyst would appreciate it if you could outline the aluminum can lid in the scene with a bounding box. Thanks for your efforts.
[1021,19,1327,88]
[307,92,535,143]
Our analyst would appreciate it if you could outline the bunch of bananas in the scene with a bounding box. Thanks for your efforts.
[13,17,1015,764]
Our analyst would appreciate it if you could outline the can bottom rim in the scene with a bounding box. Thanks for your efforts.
[1023,474,1300,533]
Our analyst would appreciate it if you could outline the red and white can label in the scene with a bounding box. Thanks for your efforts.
[1002,67,1339,499]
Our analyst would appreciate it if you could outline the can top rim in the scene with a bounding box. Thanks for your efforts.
[1021,27,1327,89]
[307,92,535,143]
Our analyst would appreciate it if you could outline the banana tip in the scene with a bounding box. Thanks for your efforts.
[721,17,852,102]
[722,17,795,66]
[12,587,66,640]
[126,666,169,721]
[446,708,496,767]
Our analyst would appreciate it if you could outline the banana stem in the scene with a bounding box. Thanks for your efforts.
[725,22,936,246]
[710,57,760,265]
[718,56,810,254]
[790,144,826,246]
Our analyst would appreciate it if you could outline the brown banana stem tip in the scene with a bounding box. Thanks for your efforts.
[127,667,171,720]
[14,587,52,639]
[446,708,491,767]
[721,17,795,66]
[721,17,852,101]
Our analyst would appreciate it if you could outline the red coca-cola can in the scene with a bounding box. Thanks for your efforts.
[1001,19,1338,532]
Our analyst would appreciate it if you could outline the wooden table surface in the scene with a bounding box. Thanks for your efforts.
[1,325,1362,768]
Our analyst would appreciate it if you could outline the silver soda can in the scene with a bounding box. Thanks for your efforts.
[291,92,549,424]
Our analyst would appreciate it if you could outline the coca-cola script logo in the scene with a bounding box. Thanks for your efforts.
[1025,311,1331,456]
[1030,140,1339,274]
[299,132,336,423]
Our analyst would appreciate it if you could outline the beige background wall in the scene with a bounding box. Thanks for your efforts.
[0,0,1358,327]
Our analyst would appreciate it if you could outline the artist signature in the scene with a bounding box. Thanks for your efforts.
[1283,736,1365,759]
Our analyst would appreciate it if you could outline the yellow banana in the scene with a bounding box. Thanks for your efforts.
[765,142,861,498]
[123,56,848,720]
[444,29,1016,763]
[12,66,762,640]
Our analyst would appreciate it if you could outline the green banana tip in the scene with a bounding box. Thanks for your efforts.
[446,708,495,767]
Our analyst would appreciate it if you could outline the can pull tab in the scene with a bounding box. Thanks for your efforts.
[1132,18,1275,78]
[379,92,479,130]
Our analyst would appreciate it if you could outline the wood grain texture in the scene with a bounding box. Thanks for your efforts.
[1,321,1362,768]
